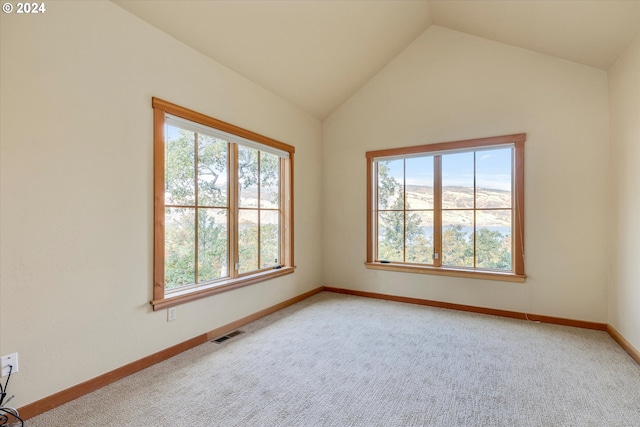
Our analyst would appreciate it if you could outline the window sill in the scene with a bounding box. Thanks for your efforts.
[365,262,526,283]
[151,267,295,311]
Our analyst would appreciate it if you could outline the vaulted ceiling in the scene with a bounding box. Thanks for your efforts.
[113,0,640,120]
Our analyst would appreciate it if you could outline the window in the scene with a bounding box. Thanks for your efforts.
[152,98,294,310]
[366,134,525,282]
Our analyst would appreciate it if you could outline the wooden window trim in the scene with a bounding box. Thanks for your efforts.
[366,133,525,282]
[152,98,295,310]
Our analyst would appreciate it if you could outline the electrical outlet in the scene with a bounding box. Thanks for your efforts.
[1,353,19,377]
[167,307,176,322]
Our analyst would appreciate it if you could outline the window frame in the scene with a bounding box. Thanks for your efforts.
[366,133,525,282]
[152,98,295,310]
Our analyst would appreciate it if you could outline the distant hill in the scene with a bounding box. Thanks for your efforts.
[404,184,512,227]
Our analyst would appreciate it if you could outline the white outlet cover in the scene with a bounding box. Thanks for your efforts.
[167,307,176,322]
[1,352,19,377]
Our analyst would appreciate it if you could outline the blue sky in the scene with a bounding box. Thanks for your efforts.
[383,147,512,191]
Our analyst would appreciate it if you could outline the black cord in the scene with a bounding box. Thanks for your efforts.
[0,365,22,426]
[0,366,12,406]
[3,366,11,394]
[0,408,24,427]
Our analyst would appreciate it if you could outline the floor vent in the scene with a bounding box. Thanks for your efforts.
[212,330,245,344]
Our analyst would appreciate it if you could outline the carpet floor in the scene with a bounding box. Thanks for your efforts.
[27,292,640,426]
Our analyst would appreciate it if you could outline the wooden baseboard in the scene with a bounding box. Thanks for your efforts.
[607,324,640,365]
[18,286,324,420]
[324,287,640,365]
[17,285,637,420]
[18,334,208,420]
[322,286,608,331]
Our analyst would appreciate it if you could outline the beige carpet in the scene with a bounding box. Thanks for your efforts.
[28,292,640,426]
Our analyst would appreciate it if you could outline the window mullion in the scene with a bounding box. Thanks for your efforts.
[229,143,239,279]
[279,158,286,266]
[282,155,293,266]
[367,159,376,263]
[194,133,199,284]
[434,156,442,267]
[402,159,407,263]
[257,152,262,269]
[278,158,284,266]
[473,151,477,269]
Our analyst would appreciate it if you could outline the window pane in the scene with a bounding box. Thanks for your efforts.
[377,211,404,262]
[442,152,474,209]
[442,210,474,267]
[377,159,404,210]
[477,148,512,209]
[476,209,512,270]
[165,207,195,290]
[198,135,228,207]
[405,211,434,264]
[260,210,280,269]
[165,125,195,206]
[238,146,259,208]
[198,208,228,282]
[406,156,434,210]
[260,152,280,209]
[238,209,259,274]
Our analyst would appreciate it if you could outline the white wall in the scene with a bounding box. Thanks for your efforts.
[608,34,640,352]
[322,26,610,322]
[0,1,323,407]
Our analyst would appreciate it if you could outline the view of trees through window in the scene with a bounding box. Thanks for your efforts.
[376,147,513,271]
[164,125,281,290]
[237,147,280,275]
[152,98,295,308]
